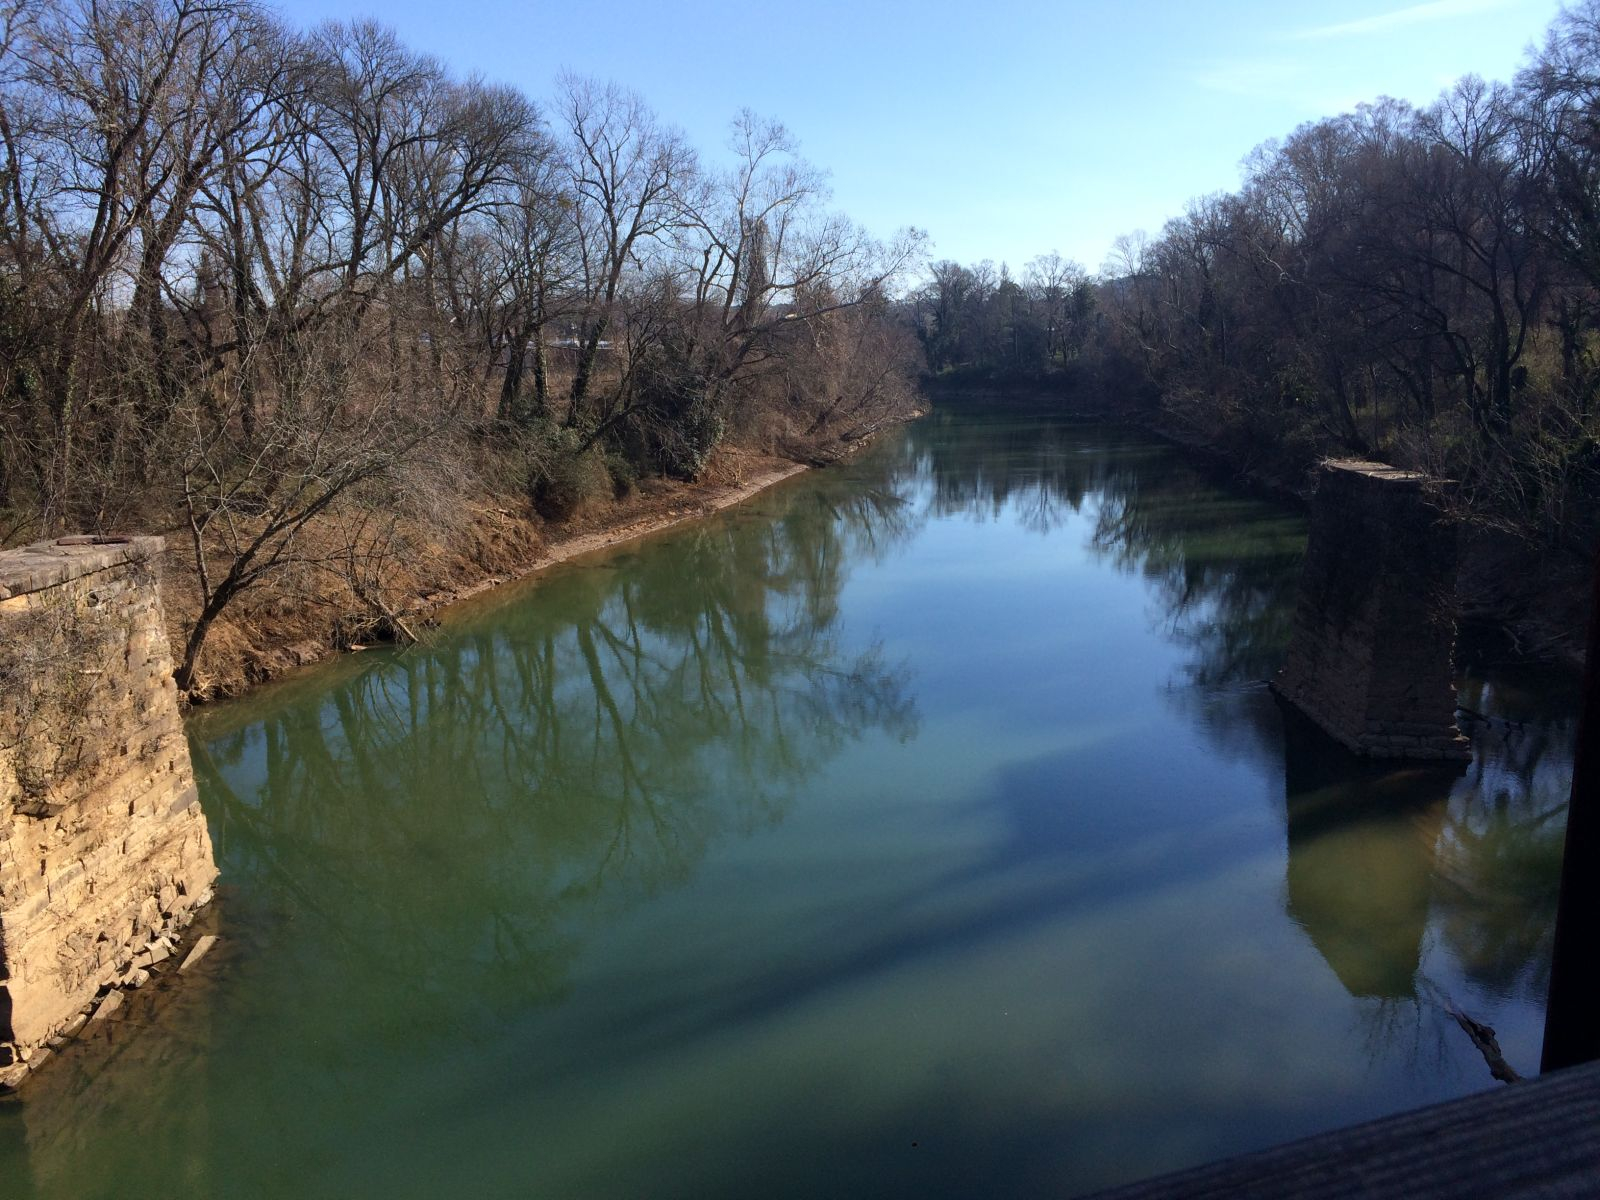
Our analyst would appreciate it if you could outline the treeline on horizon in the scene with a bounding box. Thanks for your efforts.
[918,1,1600,582]
[0,0,924,691]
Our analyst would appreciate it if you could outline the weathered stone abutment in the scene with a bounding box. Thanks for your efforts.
[0,537,217,1087]
[1273,459,1471,762]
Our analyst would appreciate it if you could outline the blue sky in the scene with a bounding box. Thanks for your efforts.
[272,0,1566,277]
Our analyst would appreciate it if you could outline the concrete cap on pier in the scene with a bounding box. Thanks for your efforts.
[0,537,166,600]
[1321,459,1438,488]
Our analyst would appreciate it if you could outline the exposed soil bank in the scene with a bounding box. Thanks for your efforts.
[159,448,812,703]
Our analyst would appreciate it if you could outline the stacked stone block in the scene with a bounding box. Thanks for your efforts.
[1273,460,1471,761]
[0,537,217,1086]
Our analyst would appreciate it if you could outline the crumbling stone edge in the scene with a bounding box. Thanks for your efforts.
[0,920,222,1093]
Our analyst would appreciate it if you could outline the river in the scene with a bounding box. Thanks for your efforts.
[0,408,1578,1197]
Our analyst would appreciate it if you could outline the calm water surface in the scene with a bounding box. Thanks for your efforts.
[0,411,1578,1197]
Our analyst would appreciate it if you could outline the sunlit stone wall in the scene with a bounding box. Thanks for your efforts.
[0,537,217,1087]
[1274,460,1470,762]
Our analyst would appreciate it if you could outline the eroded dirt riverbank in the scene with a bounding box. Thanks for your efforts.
[166,450,812,703]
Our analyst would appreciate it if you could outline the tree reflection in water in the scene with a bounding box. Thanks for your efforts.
[191,476,921,1043]
[903,409,1307,691]
[1433,687,1573,1003]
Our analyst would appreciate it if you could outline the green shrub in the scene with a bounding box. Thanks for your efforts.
[605,449,638,499]
[522,422,610,521]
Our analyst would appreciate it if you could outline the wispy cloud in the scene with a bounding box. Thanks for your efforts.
[1286,0,1512,41]
[1192,58,1369,114]
[1193,59,1304,97]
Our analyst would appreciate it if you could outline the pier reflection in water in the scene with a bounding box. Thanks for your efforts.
[1283,718,1456,1002]
[0,409,1578,1199]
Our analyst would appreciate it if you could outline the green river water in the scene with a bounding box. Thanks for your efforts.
[0,409,1578,1198]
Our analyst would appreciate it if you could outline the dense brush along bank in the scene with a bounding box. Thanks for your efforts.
[0,409,1577,1199]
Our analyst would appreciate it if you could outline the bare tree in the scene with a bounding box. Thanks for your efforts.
[173,304,468,694]
[0,5,931,694]
[556,74,693,430]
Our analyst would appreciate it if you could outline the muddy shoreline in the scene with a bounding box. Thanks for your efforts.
[414,462,808,617]
[171,460,814,707]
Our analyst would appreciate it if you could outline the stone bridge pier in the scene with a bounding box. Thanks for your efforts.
[1273,460,1471,762]
[0,537,217,1088]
